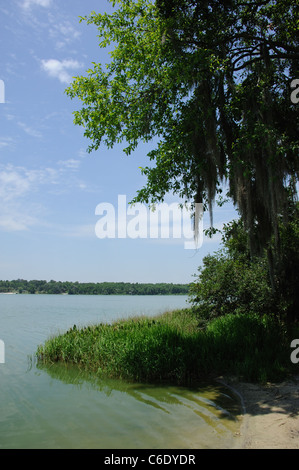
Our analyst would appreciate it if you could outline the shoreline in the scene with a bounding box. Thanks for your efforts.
[220,375,299,449]
[0,292,187,296]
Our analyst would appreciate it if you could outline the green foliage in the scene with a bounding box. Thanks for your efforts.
[36,308,296,385]
[65,0,298,259]
[189,250,274,320]
[37,309,200,385]
[205,313,290,383]
[269,202,299,322]
[189,204,299,322]
[63,0,298,323]
[189,217,275,319]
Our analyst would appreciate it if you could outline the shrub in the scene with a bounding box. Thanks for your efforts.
[189,250,274,320]
[205,313,289,382]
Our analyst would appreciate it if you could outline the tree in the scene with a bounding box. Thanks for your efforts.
[269,200,299,322]
[189,204,299,322]
[65,0,298,308]
[189,220,275,320]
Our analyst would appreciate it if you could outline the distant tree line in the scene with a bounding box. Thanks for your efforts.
[0,280,189,296]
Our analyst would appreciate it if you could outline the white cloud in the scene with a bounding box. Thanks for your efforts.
[0,166,32,201]
[21,0,52,9]
[41,59,82,84]
[0,160,92,232]
[78,148,88,159]
[0,137,15,149]
[18,121,42,138]
[49,21,81,49]
[58,159,81,170]
[0,167,41,230]
[0,163,69,202]
[0,208,39,232]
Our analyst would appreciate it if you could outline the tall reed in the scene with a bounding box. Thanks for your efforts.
[36,309,297,384]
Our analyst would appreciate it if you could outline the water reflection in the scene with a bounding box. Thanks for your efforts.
[35,361,243,449]
[1,294,243,449]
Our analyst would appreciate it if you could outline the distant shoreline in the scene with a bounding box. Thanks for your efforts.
[0,280,190,296]
[0,292,187,296]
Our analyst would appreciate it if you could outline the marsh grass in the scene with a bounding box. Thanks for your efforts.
[36,309,299,384]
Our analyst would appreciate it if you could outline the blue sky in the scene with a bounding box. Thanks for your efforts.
[0,0,238,284]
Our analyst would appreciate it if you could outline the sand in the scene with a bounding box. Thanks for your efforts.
[219,375,299,449]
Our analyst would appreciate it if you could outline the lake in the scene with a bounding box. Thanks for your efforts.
[0,294,242,449]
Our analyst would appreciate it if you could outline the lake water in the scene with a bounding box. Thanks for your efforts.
[0,294,242,449]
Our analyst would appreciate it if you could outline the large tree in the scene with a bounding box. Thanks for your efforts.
[66,0,298,294]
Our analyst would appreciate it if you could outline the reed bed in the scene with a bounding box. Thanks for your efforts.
[36,309,299,384]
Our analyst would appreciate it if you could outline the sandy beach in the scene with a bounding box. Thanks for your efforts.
[220,375,299,449]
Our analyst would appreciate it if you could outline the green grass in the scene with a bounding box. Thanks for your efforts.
[36,309,299,385]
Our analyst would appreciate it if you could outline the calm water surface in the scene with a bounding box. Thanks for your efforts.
[0,294,242,449]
